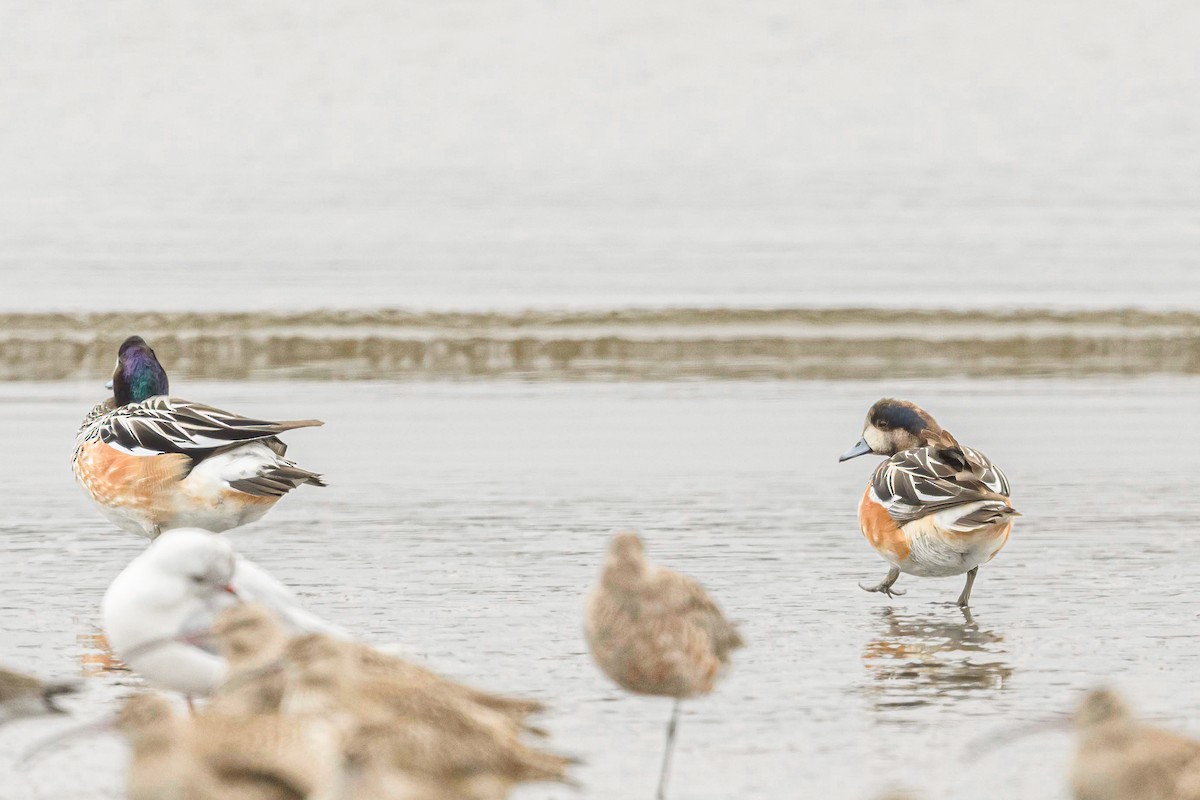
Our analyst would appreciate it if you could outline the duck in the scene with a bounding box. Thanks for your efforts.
[839,398,1018,607]
[73,335,326,539]
[584,531,743,800]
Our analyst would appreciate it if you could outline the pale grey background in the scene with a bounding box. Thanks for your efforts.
[1,1,1198,311]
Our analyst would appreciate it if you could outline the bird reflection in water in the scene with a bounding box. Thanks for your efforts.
[861,606,1012,712]
[76,630,127,676]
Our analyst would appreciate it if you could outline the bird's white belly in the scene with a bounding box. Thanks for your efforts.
[161,494,270,534]
[163,447,278,533]
[898,516,1010,578]
[93,502,158,538]
[121,642,228,696]
[103,588,235,695]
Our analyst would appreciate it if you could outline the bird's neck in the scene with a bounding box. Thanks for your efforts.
[114,354,168,406]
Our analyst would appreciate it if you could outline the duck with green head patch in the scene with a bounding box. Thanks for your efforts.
[73,336,326,538]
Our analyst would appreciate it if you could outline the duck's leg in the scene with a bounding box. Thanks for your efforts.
[956,567,979,608]
[859,567,905,598]
[656,699,682,800]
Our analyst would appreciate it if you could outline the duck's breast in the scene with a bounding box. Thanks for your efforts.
[857,486,912,566]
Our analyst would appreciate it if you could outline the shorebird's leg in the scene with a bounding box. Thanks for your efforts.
[186,695,196,715]
[956,567,978,608]
[859,567,905,598]
[656,699,682,800]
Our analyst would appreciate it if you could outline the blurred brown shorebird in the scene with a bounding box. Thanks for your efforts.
[26,692,344,800]
[1069,688,1200,800]
[281,633,574,800]
[584,530,743,800]
[0,665,77,725]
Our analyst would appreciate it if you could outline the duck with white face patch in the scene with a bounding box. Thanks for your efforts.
[839,398,1019,607]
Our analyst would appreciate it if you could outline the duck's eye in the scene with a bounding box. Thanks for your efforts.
[190,574,206,584]
[875,420,889,430]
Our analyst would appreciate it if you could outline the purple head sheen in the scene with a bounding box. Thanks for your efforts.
[112,336,169,406]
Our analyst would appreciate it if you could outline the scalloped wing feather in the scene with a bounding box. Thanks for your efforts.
[872,440,1013,526]
[95,397,323,458]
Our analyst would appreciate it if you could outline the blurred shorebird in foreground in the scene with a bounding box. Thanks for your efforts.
[205,603,548,734]
[73,335,325,538]
[26,692,345,800]
[102,528,344,697]
[101,563,568,797]
[970,688,1200,800]
[205,603,293,716]
[1068,688,1200,800]
[0,665,78,725]
[281,633,572,799]
[840,398,1019,607]
[585,531,743,800]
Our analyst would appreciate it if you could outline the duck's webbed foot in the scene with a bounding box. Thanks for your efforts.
[859,566,905,598]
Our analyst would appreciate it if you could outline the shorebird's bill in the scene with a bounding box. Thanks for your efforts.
[963,715,1071,761]
[19,716,116,767]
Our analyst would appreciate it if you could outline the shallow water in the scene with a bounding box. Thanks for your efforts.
[3,1,1200,312]
[2,377,1199,798]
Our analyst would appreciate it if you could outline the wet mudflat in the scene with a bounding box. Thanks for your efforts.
[1,377,1198,799]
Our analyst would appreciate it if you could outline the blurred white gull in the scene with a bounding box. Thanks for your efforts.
[102,528,345,696]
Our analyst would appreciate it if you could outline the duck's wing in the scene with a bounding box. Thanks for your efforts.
[95,397,323,458]
[77,399,116,433]
[873,441,1015,527]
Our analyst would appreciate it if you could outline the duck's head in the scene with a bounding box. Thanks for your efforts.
[110,335,169,407]
[839,398,942,461]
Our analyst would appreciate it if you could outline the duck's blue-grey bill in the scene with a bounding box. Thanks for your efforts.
[104,379,113,390]
[839,438,872,462]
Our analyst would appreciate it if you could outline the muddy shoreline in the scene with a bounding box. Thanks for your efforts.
[5,307,1200,380]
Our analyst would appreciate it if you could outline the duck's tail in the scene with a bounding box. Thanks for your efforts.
[229,460,327,496]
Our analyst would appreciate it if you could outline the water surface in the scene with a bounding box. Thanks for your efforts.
[1,378,1198,798]
[2,1,1199,312]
